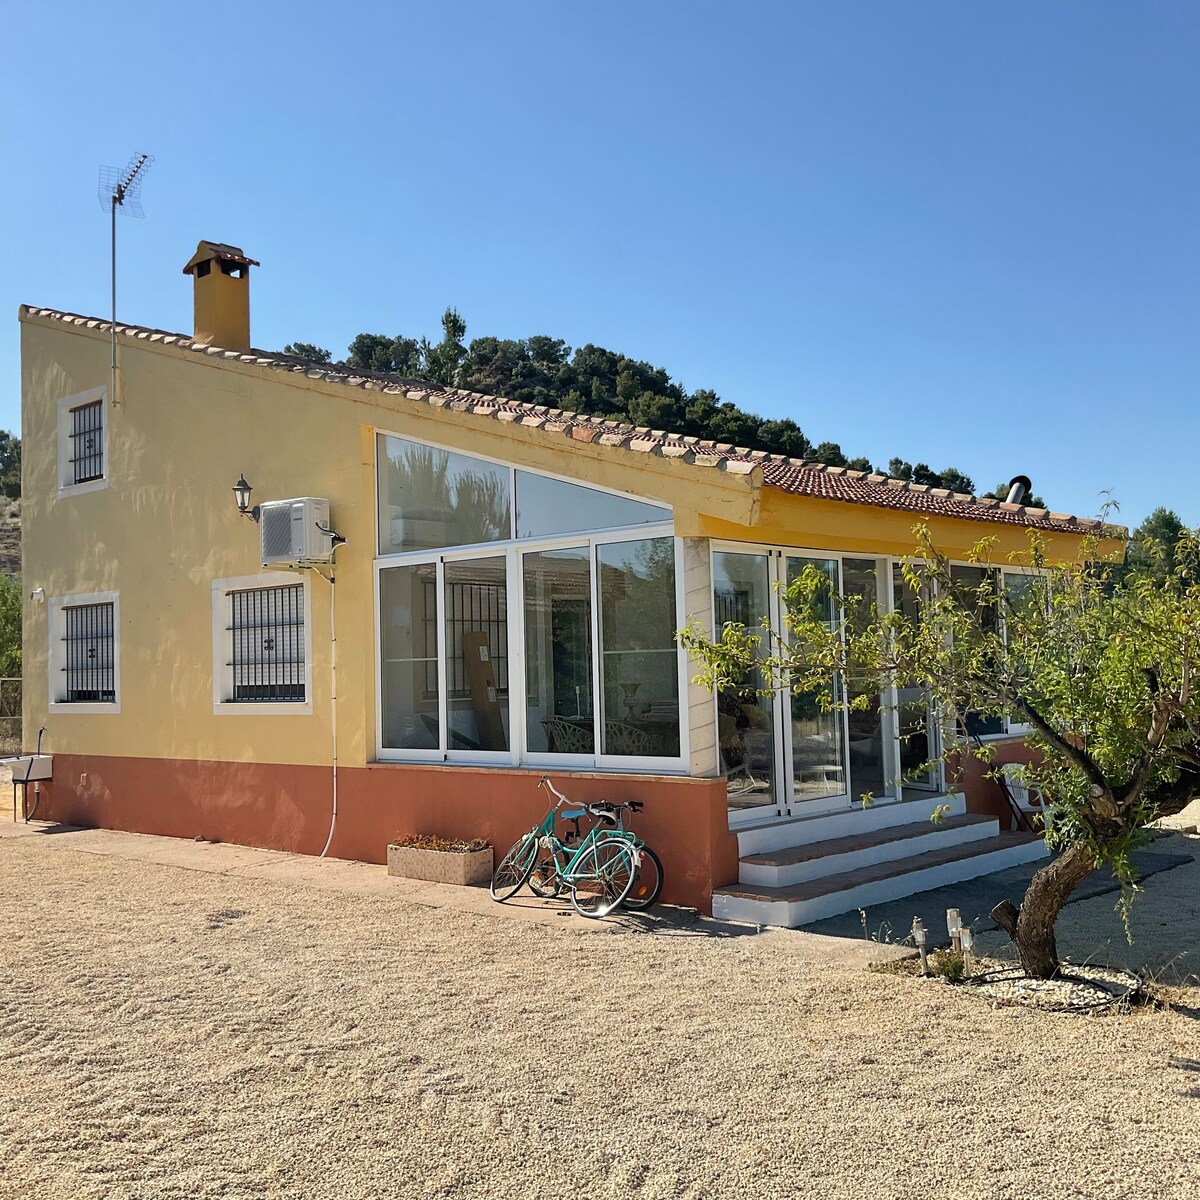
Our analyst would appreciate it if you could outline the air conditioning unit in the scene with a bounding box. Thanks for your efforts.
[259,497,335,566]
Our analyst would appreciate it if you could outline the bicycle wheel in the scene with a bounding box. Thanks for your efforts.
[569,839,637,919]
[489,833,539,902]
[621,844,664,912]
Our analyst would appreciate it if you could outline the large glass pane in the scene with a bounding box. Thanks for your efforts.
[377,434,511,554]
[444,558,509,752]
[1003,571,1037,613]
[713,551,776,809]
[380,563,439,749]
[842,558,895,801]
[950,565,1003,737]
[1002,571,1043,732]
[515,472,668,539]
[787,557,848,802]
[597,537,680,758]
[523,548,594,755]
[892,562,938,790]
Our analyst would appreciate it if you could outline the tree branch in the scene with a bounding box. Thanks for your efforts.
[1008,692,1110,795]
[1119,669,1173,808]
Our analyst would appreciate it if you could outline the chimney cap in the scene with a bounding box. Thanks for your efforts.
[182,240,260,276]
[1005,474,1033,505]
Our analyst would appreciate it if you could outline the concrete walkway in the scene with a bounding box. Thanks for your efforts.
[804,833,1194,934]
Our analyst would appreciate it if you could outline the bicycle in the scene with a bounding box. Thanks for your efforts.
[529,793,664,913]
[489,777,639,918]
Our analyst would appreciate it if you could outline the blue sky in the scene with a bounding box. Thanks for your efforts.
[3,2,1198,528]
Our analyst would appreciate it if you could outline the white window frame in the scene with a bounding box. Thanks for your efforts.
[372,427,689,773]
[56,386,109,497]
[212,572,313,716]
[48,590,121,714]
[374,529,689,773]
[712,541,958,826]
[995,567,1046,739]
[942,561,1048,742]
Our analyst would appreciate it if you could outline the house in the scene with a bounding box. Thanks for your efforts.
[19,241,1119,923]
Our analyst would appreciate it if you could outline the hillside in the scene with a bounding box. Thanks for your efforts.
[0,502,20,575]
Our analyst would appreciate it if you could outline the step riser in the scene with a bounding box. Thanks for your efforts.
[713,839,1049,928]
[735,793,967,857]
[739,819,1000,888]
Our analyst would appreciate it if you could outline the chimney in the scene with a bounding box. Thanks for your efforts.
[181,240,260,351]
[1005,474,1033,506]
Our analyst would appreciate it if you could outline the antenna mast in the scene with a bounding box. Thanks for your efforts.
[98,153,153,406]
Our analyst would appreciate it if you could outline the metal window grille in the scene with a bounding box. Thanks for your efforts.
[69,400,104,484]
[228,584,305,702]
[423,578,508,700]
[715,586,752,628]
[62,602,116,702]
[448,579,507,698]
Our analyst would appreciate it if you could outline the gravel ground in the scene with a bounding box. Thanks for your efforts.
[3,831,1200,1199]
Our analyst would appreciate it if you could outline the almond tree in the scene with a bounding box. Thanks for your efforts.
[681,523,1200,979]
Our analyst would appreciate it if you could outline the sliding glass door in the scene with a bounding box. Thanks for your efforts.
[715,545,928,826]
[713,551,779,820]
[785,556,848,807]
[892,562,939,793]
[523,547,594,757]
[444,556,509,753]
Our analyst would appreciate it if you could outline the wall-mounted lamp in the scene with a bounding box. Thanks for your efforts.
[30,587,45,604]
[233,475,260,522]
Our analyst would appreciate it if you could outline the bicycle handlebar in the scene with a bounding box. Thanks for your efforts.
[539,775,569,805]
[539,777,643,822]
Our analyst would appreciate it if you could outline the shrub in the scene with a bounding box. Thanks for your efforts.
[929,948,966,983]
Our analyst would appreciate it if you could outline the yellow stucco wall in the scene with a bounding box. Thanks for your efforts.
[19,313,758,769]
[21,310,1108,771]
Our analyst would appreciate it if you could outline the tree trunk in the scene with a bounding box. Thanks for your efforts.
[990,842,1097,978]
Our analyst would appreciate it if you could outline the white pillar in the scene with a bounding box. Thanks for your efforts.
[681,537,719,777]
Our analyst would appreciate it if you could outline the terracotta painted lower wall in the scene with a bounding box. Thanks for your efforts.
[34,755,740,914]
[951,739,1040,830]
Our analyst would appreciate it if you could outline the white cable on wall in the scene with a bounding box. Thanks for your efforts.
[318,545,342,860]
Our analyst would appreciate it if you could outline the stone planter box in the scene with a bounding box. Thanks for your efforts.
[387,843,493,887]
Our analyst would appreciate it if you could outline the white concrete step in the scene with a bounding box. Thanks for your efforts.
[712,832,1049,929]
[738,813,1000,888]
[734,792,967,857]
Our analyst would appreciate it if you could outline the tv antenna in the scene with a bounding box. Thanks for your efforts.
[98,153,153,406]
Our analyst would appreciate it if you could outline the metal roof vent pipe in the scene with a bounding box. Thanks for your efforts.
[1005,475,1033,505]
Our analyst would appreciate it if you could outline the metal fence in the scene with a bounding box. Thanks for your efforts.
[0,678,20,753]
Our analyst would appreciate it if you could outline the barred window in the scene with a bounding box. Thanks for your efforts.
[62,602,116,703]
[228,584,305,702]
[69,400,104,485]
[57,387,108,494]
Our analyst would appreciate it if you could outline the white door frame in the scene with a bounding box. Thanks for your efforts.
[715,542,945,829]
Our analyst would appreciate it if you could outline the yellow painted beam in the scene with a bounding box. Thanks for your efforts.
[684,488,1121,564]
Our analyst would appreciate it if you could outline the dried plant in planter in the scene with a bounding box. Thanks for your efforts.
[387,835,494,886]
[392,835,490,854]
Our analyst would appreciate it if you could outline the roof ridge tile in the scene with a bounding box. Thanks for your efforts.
[19,304,1117,536]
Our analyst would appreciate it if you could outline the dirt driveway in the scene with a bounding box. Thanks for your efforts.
[2,822,1198,1200]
